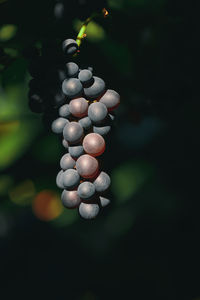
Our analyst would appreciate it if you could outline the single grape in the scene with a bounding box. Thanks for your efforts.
[28,93,45,113]
[88,102,108,124]
[99,89,120,111]
[69,97,88,118]
[59,104,71,118]
[56,170,64,189]
[60,153,76,170]
[93,125,111,136]
[78,69,93,85]
[77,181,96,200]
[62,78,83,98]
[51,117,69,134]
[66,62,79,78]
[93,172,111,192]
[99,196,110,208]
[62,169,80,189]
[76,154,99,179]
[63,121,84,144]
[84,76,106,99]
[53,90,66,108]
[61,190,81,209]
[57,69,67,82]
[68,145,84,159]
[83,133,105,157]
[79,202,100,220]
[78,116,92,130]
[62,39,78,55]
[62,139,69,149]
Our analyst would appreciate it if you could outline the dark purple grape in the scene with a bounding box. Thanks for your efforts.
[63,121,84,144]
[78,116,92,130]
[56,170,64,189]
[51,117,69,134]
[62,169,80,189]
[88,102,108,124]
[62,39,78,56]
[68,145,84,159]
[99,89,120,111]
[84,76,105,99]
[62,78,83,98]
[93,125,111,136]
[28,93,45,113]
[78,69,93,85]
[79,202,100,219]
[61,190,81,209]
[66,62,79,77]
[77,181,95,200]
[93,171,111,192]
[60,153,76,170]
[59,104,71,118]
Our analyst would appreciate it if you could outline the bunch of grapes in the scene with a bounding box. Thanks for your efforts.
[26,42,67,116]
[52,39,120,219]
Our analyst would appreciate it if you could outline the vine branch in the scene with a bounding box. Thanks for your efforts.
[75,8,109,48]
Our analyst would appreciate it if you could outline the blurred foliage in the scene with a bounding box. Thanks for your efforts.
[0,0,199,299]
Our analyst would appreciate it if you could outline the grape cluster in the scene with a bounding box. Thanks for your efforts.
[52,39,120,219]
[26,42,67,117]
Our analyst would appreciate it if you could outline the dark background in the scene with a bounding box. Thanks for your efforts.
[0,0,199,299]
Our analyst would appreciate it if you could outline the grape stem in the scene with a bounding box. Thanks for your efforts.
[76,8,109,48]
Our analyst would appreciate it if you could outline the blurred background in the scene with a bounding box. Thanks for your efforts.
[0,0,199,299]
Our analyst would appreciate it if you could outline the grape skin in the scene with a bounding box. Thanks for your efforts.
[62,39,78,55]
[76,154,99,179]
[99,89,120,111]
[93,172,111,193]
[61,190,81,209]
[77,181,96,200]
[99,196,110,208]
[59,104,71,118]
[78,69,93,85]
[93,125,111,136]
[62,78,83,98]
[68,145,84,159]
[56,170,64,189]
[28,93,45,113]
[88,102,108,124]
[62,169,80,189]
[69,97,88,118]
[63,121,84,144]
[79,202,100,220]
[66,62,79,78]
[83,133,105,157]
[60,153,76,170]
[78,116,92,130]
[84,76,105,99]
[51,117,69,134]
[62,139,69,149]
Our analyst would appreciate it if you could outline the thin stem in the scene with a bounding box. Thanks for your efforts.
[75,8,109,49]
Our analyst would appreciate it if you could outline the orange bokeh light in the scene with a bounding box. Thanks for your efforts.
[32,190,63,221]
